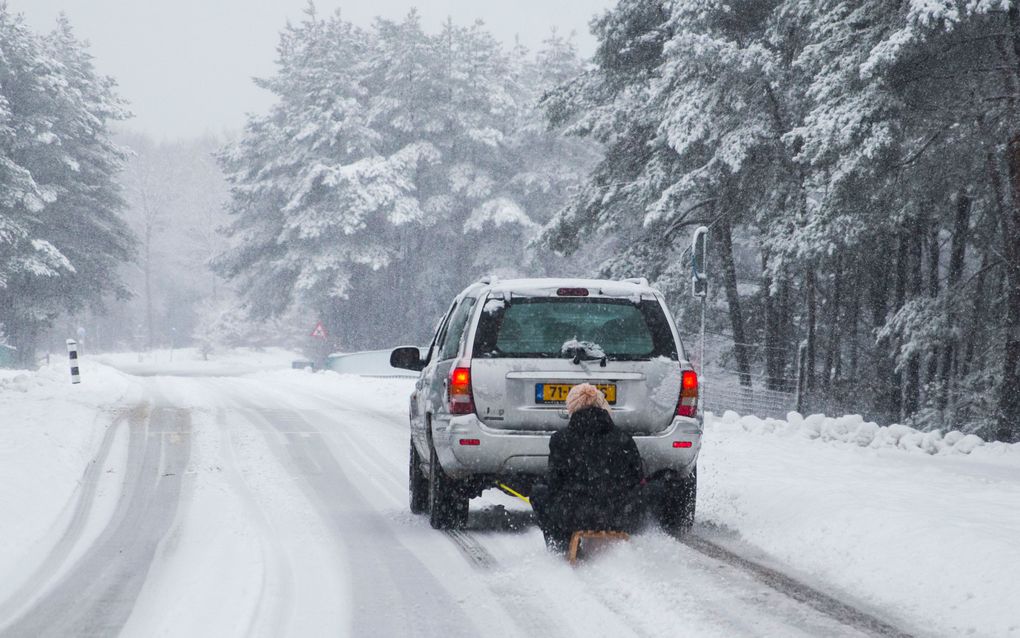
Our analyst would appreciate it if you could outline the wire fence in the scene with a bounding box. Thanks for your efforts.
[701,380,796,420]
[681,331,799,419]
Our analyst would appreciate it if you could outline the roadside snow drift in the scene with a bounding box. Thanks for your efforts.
[718,410,1017,458]
[701,411,1020,637]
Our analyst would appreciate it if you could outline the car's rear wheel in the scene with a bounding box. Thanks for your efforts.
[428,442,469,529]
[658,466,696,533]
[409,438,428,514]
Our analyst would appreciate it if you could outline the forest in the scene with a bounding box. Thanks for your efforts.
[536,0,1020,441]
[1,1,1018,442]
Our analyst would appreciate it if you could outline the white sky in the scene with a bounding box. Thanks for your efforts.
[18,0,613,140]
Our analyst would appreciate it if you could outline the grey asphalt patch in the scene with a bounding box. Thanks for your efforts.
[444,529,498,570]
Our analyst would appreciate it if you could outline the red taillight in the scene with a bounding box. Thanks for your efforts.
[452,368,470,386]
[449,366,475,415]
[556,287,589,296]
[677,370,698,418]
[673,441,693,448]
[459,438,480,446]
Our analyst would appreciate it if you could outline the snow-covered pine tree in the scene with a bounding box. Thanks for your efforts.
[776,0,1019,434]
[0,10,132,366]
[219,10,596,351]
[542,0,812,389]
[540,0,1020,438]
[541,0,674,265]
[0,11,59,295]
[217,8,392,320]
[488,30,600,277]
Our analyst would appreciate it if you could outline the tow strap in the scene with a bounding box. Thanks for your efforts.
[497,483,530,505]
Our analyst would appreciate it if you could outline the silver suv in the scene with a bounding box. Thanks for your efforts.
[391,277,702,530]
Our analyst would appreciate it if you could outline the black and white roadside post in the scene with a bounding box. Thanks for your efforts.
[66,339,81,384]
[691,226,709,376]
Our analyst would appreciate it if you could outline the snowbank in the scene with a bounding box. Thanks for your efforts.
[0,360,140,605]
[701,411,1020,637]
[712,409,1020,460]
[0,369,27,383]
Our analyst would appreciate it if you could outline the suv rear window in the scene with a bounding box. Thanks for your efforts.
[473,297,678,360]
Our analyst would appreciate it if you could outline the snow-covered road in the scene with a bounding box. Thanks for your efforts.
[1,353,1016,637]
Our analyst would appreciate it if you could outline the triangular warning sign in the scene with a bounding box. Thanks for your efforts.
[310,321,327,339]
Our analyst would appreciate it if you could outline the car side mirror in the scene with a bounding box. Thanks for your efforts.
[390,346,425,372]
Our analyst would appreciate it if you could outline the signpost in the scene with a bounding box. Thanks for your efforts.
[310,321,327,340]
[691,226,709,376]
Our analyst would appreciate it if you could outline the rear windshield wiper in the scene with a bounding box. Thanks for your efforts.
[564,347,607,367]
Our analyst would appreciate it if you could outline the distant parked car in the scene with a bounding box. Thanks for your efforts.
[391,277,702,530]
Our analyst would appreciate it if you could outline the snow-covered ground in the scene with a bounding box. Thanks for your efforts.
[700,411,1020,637]
[93,347,300,377]
[1,350,1018,636]
[0,360,142,611]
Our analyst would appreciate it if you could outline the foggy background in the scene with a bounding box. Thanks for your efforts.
[22,0,611,138]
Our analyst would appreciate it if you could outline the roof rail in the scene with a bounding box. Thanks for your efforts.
[621,277,649,287]
[478,275,499,285]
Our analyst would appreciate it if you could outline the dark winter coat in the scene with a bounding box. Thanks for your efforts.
[533,407,644,539]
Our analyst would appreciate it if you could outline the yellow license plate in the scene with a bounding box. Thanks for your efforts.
[537,383,616,405]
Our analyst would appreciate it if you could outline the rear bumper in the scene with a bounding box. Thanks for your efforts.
[434,413,702,480]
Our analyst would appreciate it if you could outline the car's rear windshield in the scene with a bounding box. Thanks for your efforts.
[472,296,678,360]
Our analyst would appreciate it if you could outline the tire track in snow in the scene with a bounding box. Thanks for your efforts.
[294,403,571,637]
[444,529,498,570]
[2,403,192,638]
[679,533,915,638]
[245,401,570,638]
[218,407,297,638]
[443,529,574,637]
[250,394,574,637]
[256,385,670,637]
[255,375,904,636]
[301,376,826,631]
[0,405,140,626]
[256,406,409,501]
[243,406,483,638]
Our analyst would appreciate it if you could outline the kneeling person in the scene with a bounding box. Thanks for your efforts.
[531,383,644,551]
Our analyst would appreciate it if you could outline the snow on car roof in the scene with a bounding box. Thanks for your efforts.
[481,277,658,297]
